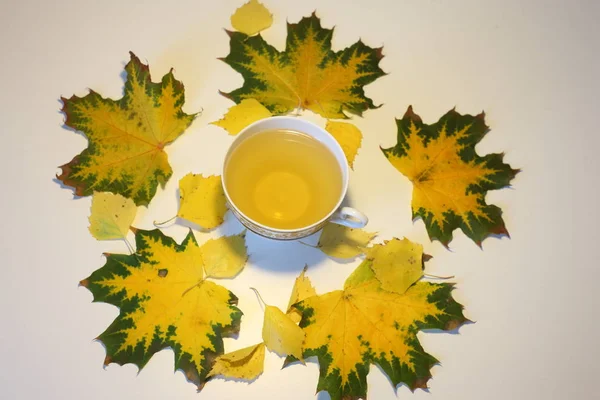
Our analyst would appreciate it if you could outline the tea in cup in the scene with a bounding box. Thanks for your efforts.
[222,117,367,240]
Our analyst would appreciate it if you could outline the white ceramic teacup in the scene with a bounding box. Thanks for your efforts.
[222,116,368,240]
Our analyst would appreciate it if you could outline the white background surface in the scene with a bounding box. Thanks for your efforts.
[2,0,599,399]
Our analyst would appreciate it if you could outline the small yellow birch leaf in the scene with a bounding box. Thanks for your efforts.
[200,232,248,279]
[231,0,273,36]
[286,266,316,312]
[325,121,363,169]
[88,192,137,240]
[317,223,376,259]
[367,238,424,294]
[177,173,227,229]
[286,266,316,323]
[208,343,265,381]
[212,98,273,136]
[263,305,305,360]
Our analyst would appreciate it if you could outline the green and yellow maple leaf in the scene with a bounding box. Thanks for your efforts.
[287,258,467,400]
[381,106,520,246]
[58,52,196,206]
[221,13,385,119]
[81,228,242,389]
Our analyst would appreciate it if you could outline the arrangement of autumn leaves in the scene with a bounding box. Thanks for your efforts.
[56,1,518,400]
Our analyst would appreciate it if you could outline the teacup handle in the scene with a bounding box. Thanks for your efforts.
[329,207,368,229]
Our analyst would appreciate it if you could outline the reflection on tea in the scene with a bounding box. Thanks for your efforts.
[225,129,342,229]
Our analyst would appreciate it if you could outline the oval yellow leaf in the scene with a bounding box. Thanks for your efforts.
[177,173,227,229]
[367,238,424,294]
[208,342,265,381]
[200,232,248,279]
[230,0,273,36]
[88,192,137,240]
[263,305,305,360]
[286,265,316,312]
[318,223,376,259]
[212,98,273,136]
[325,121,363,169]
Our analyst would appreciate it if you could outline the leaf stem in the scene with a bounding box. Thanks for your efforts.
[123,238,135,254]
[182,278,204,297]
[424,273,455,280]
[153,215,177,227]
[298,241,317,249]
[249,287,267,309]
[314,100,328,118]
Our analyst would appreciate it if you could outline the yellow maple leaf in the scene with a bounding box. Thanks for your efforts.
[230,0,273,36]
[208,343,265,381]
[81,229,242,389]
[263,304,305,360]
[212,98,273,135]
[222,14,385,119]
[58,52,196,206]
[200,232,248,279]
[288,259,468,400]
[88,192,137,241]
[325,121,363,169]
[382,106,519,246]
[317,223,376,259]
[367,238,424,294]
[177,173,227,229]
